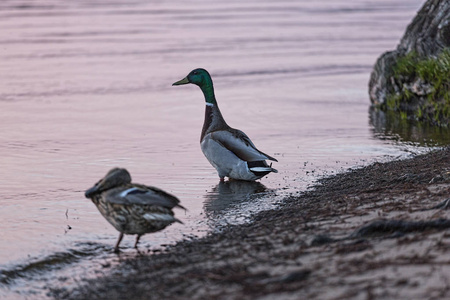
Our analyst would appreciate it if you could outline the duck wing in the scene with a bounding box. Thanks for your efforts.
[105,184,184,209]
[210,129,278,162]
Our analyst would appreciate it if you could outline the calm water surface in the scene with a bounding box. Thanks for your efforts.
[1,0,444,298]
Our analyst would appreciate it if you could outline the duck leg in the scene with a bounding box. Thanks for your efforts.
[114,233,124,253]
[134,235,142,249]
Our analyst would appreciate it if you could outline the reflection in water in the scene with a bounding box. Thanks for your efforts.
[0,0,428,298]
[203,181,272,228]
[369,107,450,146]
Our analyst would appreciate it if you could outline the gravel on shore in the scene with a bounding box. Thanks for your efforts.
[53,147,450,300]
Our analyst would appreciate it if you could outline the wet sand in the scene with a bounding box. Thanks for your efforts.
[52,147,450,300]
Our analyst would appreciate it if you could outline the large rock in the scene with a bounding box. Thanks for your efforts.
[369,0,450,126]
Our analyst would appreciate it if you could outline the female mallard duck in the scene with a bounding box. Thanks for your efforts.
[85,168,184,252]
[173,68,278,181]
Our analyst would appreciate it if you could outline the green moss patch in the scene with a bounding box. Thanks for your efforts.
[383,48,450,127]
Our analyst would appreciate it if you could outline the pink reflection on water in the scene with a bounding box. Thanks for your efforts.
[0,0,428,297]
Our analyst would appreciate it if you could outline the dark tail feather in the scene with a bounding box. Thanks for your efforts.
[248,161,277,176]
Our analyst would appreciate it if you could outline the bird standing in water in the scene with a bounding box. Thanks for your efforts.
[85,168,184,252]
[173,68,278,181]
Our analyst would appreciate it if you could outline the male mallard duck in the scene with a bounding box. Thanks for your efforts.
[173,68,278,181]
[85,168,184,252]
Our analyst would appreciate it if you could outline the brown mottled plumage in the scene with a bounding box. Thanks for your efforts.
[85,168,184,252]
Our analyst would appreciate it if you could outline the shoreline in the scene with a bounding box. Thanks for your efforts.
[53,147,450,300]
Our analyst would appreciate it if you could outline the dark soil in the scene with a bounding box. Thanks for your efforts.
[53,147,450,300]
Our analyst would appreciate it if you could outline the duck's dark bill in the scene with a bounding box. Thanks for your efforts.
[85,186,99,198]
[172,77,190,86]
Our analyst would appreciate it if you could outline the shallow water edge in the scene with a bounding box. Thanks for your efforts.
[51,147,450,300]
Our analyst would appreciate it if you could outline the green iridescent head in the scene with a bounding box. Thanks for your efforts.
[173,68,216,104]
[172,68,212,87]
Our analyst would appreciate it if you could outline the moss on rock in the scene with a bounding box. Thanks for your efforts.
[369,0,450,127]
[381,49,450,127]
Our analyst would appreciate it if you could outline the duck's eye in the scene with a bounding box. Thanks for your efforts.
[193,71,198,75]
